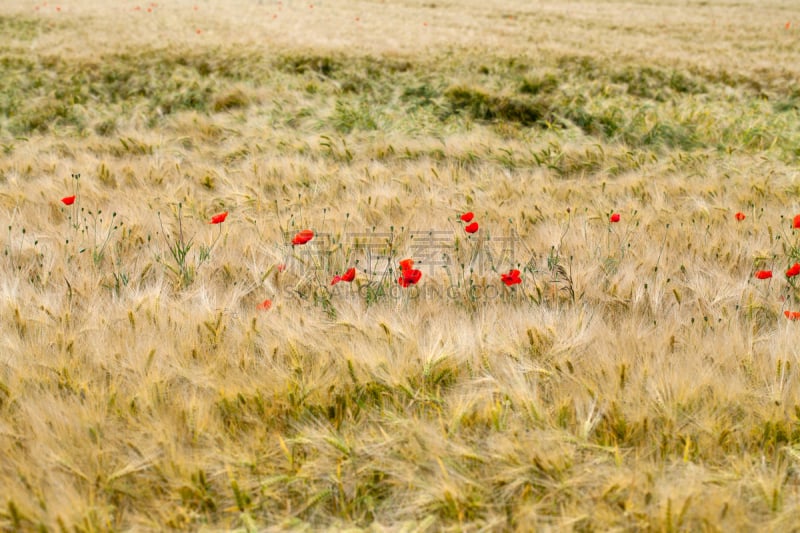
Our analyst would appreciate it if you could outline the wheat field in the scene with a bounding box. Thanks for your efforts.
[1,0,800,530]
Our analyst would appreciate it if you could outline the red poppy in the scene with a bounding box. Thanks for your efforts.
[399,258,414,272]
[460,212,474,223]
[465,222,479,234]
[610,213,621,223]
[257,299,272,311]
[786,263,800,278]
[755,270,773,280]
[61,195,76,206]
[500,269,522,286]
[793,214,800,229]
[292,229,314,245]
[209,211,228,224]
[331,267,356,285]
[785,310,800,321]
[398,268,422,287]
[276,263,286,273]
[734,212,746,221]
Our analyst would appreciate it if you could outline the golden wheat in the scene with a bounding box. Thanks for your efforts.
[2,0,800,530]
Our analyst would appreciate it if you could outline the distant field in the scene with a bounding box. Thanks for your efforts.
[2,0,800,530]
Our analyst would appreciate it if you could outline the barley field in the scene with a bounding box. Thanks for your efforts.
[2,0,800,530]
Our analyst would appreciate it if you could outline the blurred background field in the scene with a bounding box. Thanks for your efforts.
[2,0,800,530]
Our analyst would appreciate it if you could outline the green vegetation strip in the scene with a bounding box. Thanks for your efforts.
[1,31,798,159]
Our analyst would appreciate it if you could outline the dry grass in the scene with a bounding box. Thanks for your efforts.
[2,0,800,530]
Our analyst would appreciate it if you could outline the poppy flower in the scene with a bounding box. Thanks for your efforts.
[500,269,522,286]
[331,267,356,285]
[785,310,800,321]
[292,229,314,245]
[399,258,414,272]
[460,212,474,223]
[793,214,800,229]
[61,195,76,206]
[276,264,286,273]
[209,211,228,224]
[786,263,800,278]
[340,267,356,282]
[734,212,746,221]
[610,213,621,223]
[257,299,272,311]
[398,267,422,287]
[465,222,479,234]
[755,270,773,280]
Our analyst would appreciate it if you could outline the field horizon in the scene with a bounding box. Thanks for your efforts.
[2,0,800,530]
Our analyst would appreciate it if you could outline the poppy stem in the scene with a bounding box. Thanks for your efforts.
[209,222,223,251]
